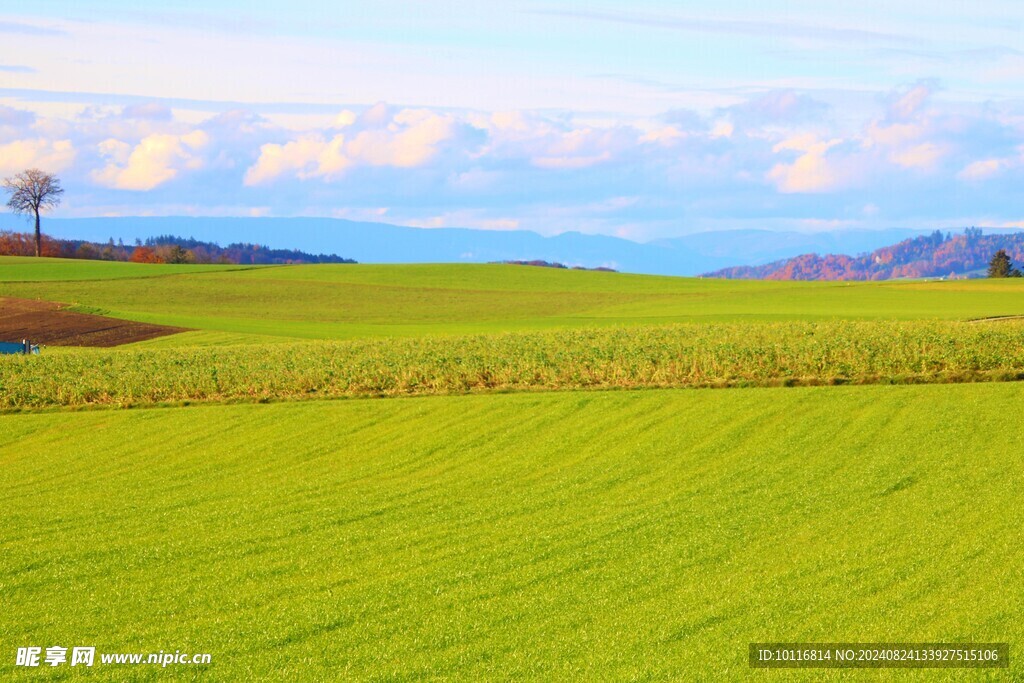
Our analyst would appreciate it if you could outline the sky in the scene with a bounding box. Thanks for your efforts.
[1,1,1024,241]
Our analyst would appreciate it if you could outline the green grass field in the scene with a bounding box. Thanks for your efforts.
[1,384,1021,680]
[2,257,1022,679]
[4,258,1024,341]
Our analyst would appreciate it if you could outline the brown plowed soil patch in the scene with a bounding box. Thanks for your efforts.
[0,297,187,347]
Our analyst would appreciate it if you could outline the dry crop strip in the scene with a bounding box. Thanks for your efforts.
[4,320,1024,409]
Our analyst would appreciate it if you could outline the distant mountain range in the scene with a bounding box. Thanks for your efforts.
[706,228,1024,280]
[0,214,948,276]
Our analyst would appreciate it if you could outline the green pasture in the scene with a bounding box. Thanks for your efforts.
[2,258,1024,341]
[2,256,1021,679]
[2,384,1021,680]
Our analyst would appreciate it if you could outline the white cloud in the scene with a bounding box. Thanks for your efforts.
[958,157,1012,181]
[489,110,532,133]
[889,142,946,170]
[768,135,847,193]
[525,126,630,169]
[724,90,830,127]
[316,135,352,177]
[0,138,76,176]
[3,80,1024,239]
[346,109,458,167]
[865,120,926,148]
[639,126,688,145]
[886,81,937,121]
[244,107,472,184]
[243,135,325,185]
[332,109,357,129]
[96,138,131,165]
[710,121,735,139]
[92,130,208,190]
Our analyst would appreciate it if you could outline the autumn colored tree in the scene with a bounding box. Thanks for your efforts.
[156,244,195,264]
[2,169,63,257]
[130,246,164,264]
[0,230,34,256]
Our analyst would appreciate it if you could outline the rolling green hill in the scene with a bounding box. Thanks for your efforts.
[2,258,1024,343]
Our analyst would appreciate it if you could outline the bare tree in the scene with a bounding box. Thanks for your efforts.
[3,169,64,257]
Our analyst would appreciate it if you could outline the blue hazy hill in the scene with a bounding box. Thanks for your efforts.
[0,214,932,276]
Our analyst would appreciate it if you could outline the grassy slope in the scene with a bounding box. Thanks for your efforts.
[3,259,1024,342]
[2,384,1022,680]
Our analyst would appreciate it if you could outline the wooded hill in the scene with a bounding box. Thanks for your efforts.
[0,231,355,265]
[705,228,1024,280]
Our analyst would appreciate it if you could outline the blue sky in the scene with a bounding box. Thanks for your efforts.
[1,1,1023,239]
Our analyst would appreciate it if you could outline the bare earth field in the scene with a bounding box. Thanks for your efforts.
[0,297,185,347]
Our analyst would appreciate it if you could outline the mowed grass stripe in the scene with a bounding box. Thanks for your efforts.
[1,385,1022,680]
